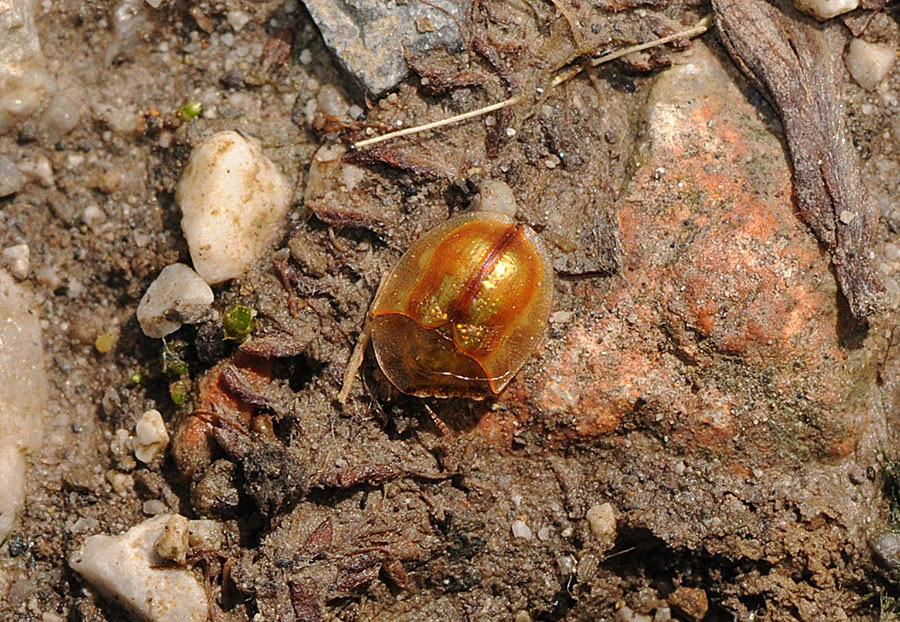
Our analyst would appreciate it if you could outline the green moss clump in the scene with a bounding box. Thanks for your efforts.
[223,304,256,343]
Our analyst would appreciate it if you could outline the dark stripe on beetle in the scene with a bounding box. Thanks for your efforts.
[446,223,524,321]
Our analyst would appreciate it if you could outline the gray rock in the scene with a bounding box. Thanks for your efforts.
[871,531,900,573]
[0,157,24,197]
[302,0,467,96]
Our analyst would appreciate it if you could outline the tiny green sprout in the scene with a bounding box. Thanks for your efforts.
[178,101,203,121]
[169,378,191,406]
[161,340,189,378]
[130,370,146,385]
[223,304,256,342]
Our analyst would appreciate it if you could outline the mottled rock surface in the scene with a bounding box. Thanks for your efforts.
[503,43,872,466]
[301,0,467,96]
[0,270,46,542]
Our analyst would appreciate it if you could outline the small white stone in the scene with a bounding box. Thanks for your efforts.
[316,84,349,118]
[187,519,225,552]
[793,0,858,20]
[16,154,55,187]
[82,204,105,227]
[557,554,576,576]
[473,179,518,217]
[511,519,533,540]
[550,310,574,324]
[653,606,672,622]
[2,244,30,279]
[299,48,312,65]
[143,499,168,515]
[176,131,292,284]
[136,263,214,338]
[839,209,857,224]
[846,38,896,91]
[133,409,169,464]
[227,10,250,31]
[585,502,617,548]
[68,514,208,622]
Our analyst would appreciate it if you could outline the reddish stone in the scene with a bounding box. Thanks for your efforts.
[495,44,875,464]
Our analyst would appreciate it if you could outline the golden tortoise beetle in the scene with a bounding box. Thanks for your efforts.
[338,182,554,401]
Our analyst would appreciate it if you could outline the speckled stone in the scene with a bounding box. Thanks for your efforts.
[301,0,467,96]
[488,43,877,466]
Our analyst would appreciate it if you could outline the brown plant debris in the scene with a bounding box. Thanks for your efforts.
[712,0,885,319]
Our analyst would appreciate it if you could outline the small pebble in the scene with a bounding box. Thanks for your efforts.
[105,470,133,495]
[511,519,533,540]
[316,84,349,118]
[871,531,900,572]
[136,263,214,338]
[585,502,617,549]
[133,409,169,464]
[668,586,709,621]
[653,607,672,622]
[157,514,189,564]
[514,611,532,622]
[176,131,292,284]
[550,310,573,323]
[82,204,105,227]
[227,10,250,31]
[615,606,636,622]
[2,244,30,279]
[0,156,25,197]
[793,0,858,20]
[846,38,896,91]
[94,331,117,354]
[16,154,54,187]
[299,48,312,65]
[474,179,518,217]
[557,554,576,576]
[187,519,225,552]
[142,499,168,515]
[839,210,856,224]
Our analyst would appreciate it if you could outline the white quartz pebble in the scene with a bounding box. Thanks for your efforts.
[793,0,858,20]
[0,270,47,542]
[133,409,170,464]
[846,38,896,91]
[136,263,214,338]
[176,131,292,284]
[69,514,208,622]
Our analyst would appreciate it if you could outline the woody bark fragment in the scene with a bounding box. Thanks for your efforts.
[712,0,885,319]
